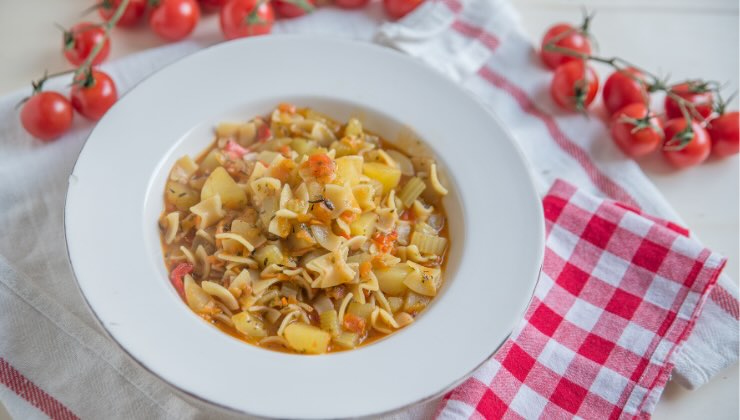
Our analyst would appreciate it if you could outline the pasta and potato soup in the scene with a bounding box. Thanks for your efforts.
[159,104,449,354]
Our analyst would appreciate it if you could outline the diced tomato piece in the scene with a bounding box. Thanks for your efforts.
[257,123,271,142]
[278,102,296,114]
[400,209,415,222]
[340,211,358,223]
[224,140,248,159]
[169,263,193,299]
[372,230,398,253]
[302,153,336,183]
[343,313,366,334]
[278,144,291,157]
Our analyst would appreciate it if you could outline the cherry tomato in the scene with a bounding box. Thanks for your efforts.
[707,111,739,158]
[662,118,711,168]
[63,22,110,66]
[99,0,148,27]
[20,92,73,142]
[273,0,315,18]
[149,0,201,41]
[70,70,118,121]
[664,82,714,121]
[610,103,663,158]
[540,23,591,70]
[602,67,649,116]
[550,61,599,111]
[200,0,229,9]
[383,0,423,19]
[220,0,274,39]
[334,0,370,9]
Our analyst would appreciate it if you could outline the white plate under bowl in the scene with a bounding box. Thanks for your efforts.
[65,36,544,419]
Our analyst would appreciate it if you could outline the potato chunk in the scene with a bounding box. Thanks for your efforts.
[363,162,401,194]
[201,166,247,209]
[165,181,199,211]
[375,264,412,296]
[284,322,331,354]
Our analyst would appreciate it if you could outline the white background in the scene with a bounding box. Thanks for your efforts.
[0,0,737,418]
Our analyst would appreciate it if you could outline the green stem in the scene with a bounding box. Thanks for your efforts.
[74,0,129,78]
[543,42,713,125]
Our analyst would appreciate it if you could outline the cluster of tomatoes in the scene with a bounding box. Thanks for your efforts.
[540,20,739,169]
[20,0,425,142]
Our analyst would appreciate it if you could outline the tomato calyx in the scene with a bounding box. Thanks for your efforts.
[617,112,663,136]
[542,10,595,58]
[663,124,695,152]
[677,79,718,95]
[17,70,63,109]
[713,90,737,116]
[572,77,590,112]
[243,0,277,29]
[276,0,315,13]
[100,0,116,10]
[58,22,105,52]
[73,67,98,89]
[60,26,77,51]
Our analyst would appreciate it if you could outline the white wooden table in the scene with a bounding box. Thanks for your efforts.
[0,0,736,418]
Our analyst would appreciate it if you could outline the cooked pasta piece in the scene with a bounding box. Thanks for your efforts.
[201,281,239,310]
[190,195,225,229]
[429,163,448,196]
[164,212,179,244]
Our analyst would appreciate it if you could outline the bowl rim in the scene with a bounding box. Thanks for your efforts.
[64,35,544,419]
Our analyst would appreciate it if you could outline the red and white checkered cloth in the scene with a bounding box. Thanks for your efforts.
[436,180,726,419]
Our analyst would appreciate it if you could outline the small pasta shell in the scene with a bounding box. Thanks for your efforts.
[201,281,240,310]
[429,163,448,196]
[164,212,179,244]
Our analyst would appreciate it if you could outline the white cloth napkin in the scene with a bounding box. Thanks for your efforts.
[0,1,735,419]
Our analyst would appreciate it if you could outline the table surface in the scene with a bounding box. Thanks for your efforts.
[0,0,737,418]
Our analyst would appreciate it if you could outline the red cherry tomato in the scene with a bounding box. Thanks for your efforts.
[99,0,148,27]
[662,118,711,168]
[550,61,599,111]
[610,103,663,158]
[383,0,424,19]
[70,70,118,121]
[540,23,592,70]
[664,82,714,121]
[200,0,229,9]
[220,0,274,39]
[334,0,370,9]
[63,22,110,66]
[273,0,315,18]
[20,92,73,142]
[707,111,739,158]
[149,0,201,41]
[602,67,649,116]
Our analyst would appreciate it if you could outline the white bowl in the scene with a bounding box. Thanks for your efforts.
[65,36,544,419]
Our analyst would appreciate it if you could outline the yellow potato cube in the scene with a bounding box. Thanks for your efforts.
[284,322,331,354]
[363,162,401,194]
[201,167,247,209]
